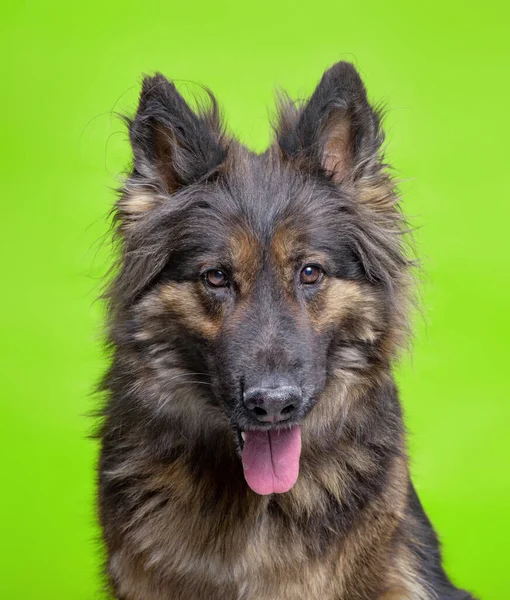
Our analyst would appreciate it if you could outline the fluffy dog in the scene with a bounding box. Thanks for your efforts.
[97,62,475,600]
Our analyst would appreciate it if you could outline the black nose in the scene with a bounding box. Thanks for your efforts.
[243,386,302,423]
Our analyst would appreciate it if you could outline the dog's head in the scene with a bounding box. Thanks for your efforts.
[107,63,411,495]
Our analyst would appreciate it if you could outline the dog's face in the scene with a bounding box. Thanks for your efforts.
[151,170,366,426]
[109,63,409,495]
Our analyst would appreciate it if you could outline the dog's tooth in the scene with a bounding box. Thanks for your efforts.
[241,432,246,441]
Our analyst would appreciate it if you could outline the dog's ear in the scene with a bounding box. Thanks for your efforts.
[118,74,227,227]
[276,62,382,184]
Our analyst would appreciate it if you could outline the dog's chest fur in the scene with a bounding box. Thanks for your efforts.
[100,412,425,600]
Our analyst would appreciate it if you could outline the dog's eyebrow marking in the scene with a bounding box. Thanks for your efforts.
[228,226,261,294]
[270,223,333,299]
[268,224,304,296]
[270,223,302,266]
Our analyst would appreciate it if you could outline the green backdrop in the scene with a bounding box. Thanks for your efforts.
[1,1,509,598]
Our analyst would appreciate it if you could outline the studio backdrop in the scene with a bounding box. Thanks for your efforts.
[1,1,509,598]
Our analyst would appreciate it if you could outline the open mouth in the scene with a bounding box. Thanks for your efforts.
[235,425,302,496]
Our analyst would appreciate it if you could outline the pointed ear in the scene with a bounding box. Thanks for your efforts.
[276,62,382,184]
[118,74,227,227]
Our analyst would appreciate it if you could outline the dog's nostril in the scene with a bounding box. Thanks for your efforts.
[243,385,302,423]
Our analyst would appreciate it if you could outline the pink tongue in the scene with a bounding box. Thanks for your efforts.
[242,427,302,495]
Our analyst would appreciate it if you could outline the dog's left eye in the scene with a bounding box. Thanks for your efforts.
[300,265,324,285]
[204,269,229,288]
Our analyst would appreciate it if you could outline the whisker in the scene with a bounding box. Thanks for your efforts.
[163,372,212,383]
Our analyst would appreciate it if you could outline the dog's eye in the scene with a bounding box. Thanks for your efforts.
[204,269,229,288]
[300,265,324,285]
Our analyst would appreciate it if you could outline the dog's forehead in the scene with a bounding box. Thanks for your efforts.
[181,149,343,273]
[217,150,330,241]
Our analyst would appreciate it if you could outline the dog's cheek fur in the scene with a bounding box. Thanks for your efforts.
[103,284,234,443]
[146,281,225,342]
[307,279,378,337]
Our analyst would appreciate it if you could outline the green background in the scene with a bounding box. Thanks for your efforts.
[1,1,509,598]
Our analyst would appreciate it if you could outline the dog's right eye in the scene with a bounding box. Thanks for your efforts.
[300,264,324,285]
[204,269,229,288]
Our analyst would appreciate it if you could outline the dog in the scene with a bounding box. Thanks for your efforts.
[97,62,475,599]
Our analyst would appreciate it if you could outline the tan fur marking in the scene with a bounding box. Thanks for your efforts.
[357,176,398,213]
[228,226,261,294]
[117,191,162,228]
[270,224,330,309]
[271,223,301,265]
[380,544,434,599]
[308,278,364,333]
[269,223,303,293]
[158,281,221,340]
